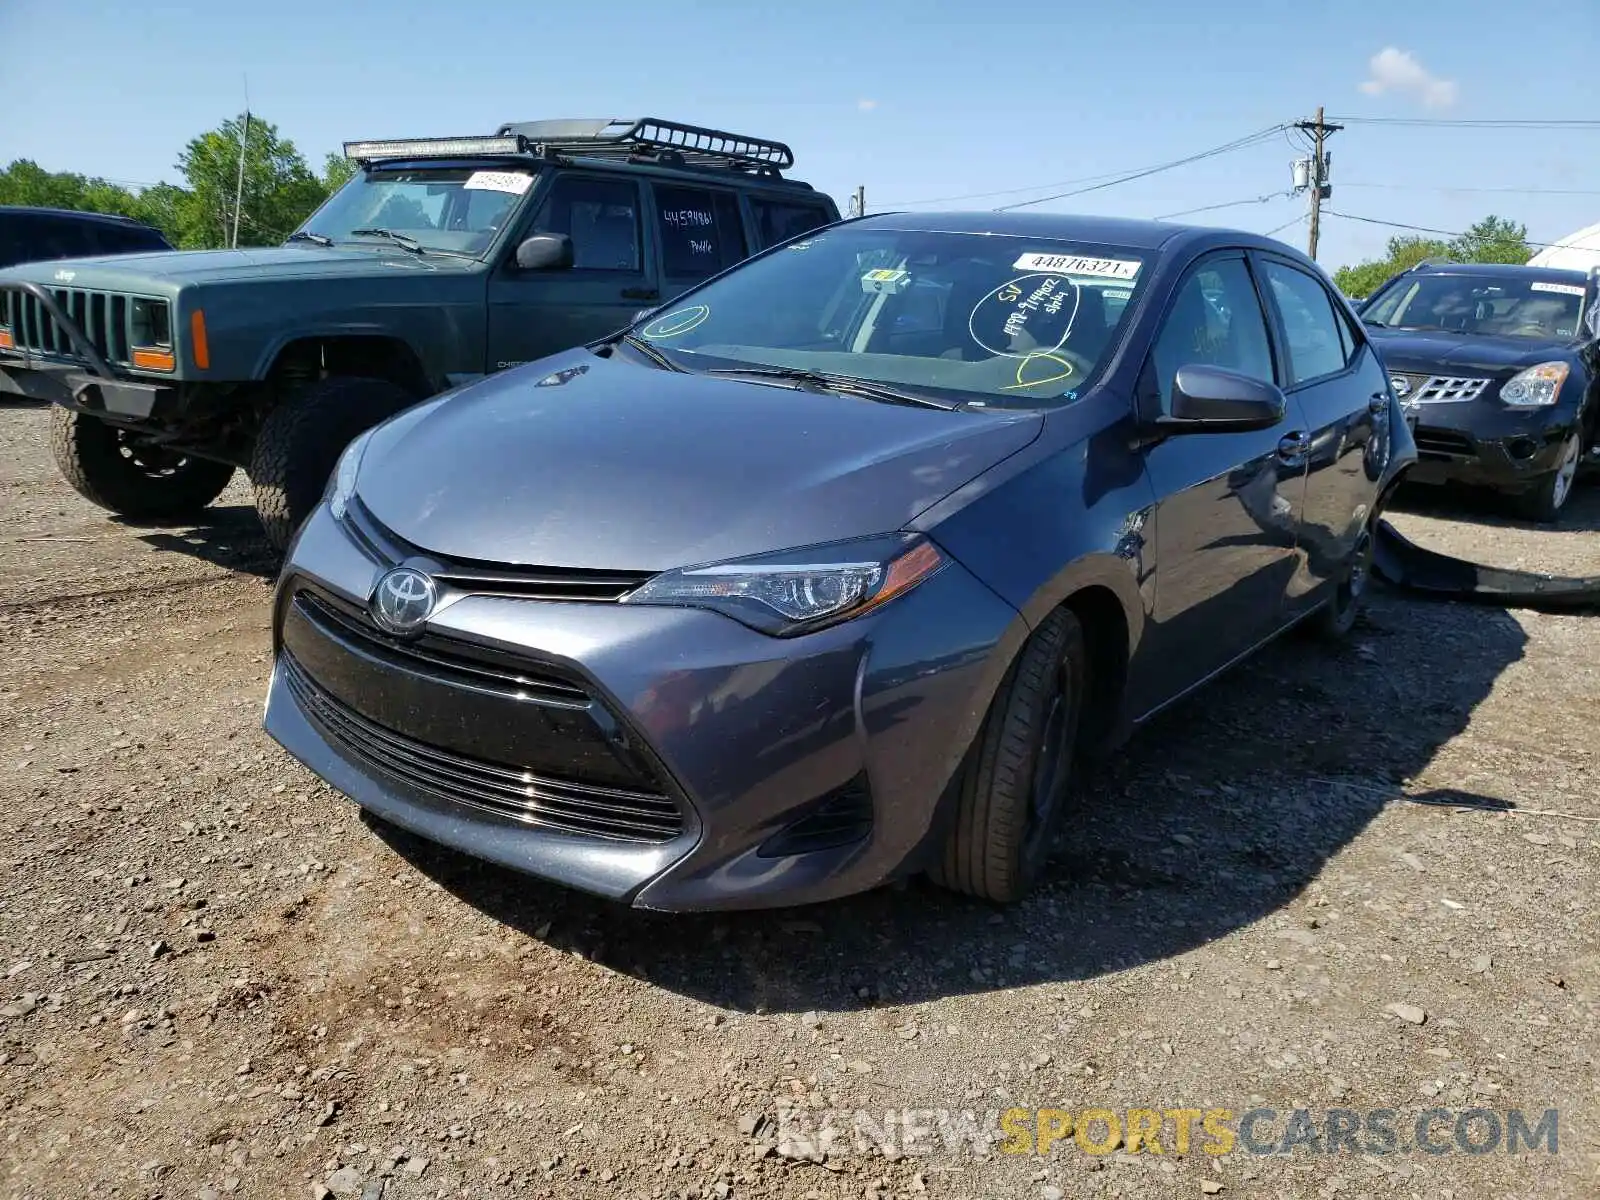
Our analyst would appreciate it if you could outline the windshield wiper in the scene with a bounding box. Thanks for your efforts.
[618,332,685,372]
[349,227,424,254]
[705,366,953,409]
[285,230,334,247]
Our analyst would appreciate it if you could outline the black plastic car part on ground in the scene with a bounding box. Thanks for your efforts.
[0,118,841,552]
[1372,519,1600,612]
[1358,259,1600,522]
[263,209,1417,911]
[0,206,171,270]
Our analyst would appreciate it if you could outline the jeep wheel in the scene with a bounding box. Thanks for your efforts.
[1515,429,1582,525]
[928,608,1086,904]
[49,406,235,519]
[249,376,415,552]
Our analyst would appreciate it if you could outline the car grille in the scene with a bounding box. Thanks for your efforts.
[0,288,166,366]
[346,498,653,602]
[1414,429,1475,460]
[1391,373,1491,404]
[283,651,685,843]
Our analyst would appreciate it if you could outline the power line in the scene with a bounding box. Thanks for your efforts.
[877,164,1176,208]
[1262,214,1307,238]
[993,125,1288,213]
[1321,209,1568,250]
[1154,190,1294,221]
[1341,182,1600,197]
[1326,116,1600,129]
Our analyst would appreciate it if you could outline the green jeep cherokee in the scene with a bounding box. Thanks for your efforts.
[0,118,839,550]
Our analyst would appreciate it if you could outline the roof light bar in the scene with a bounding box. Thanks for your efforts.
[343,135,527,161]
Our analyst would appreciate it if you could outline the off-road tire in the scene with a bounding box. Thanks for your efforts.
[49,406,235,519]
[928,608,1087,904]
[1514,428,1583,525]
[249,376,415,552]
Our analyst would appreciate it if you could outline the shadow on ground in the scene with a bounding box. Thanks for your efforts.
[372,583,1529,1013]
[1391,477,1600,535]
[125,504,280,578]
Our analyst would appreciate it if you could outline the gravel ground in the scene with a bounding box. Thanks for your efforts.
[0,399,1595,1200]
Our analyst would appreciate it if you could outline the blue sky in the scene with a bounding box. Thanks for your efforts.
[2,0,1596,270]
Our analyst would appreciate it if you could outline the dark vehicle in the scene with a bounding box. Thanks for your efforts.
[0,119,839,550]
[0,206,171,270]
[1358,259,1600,521]
[263,211,1415,912]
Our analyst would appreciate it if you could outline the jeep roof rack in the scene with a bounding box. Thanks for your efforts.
[495,117,795,174]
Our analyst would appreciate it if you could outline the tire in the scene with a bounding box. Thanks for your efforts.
[249,376,415,552]
[928,608,1087,904]
[1310,522,1374,642]
[48,406,234,519]
[1514,428,1582,525]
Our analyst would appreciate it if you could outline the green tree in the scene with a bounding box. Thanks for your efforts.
[1333,215,1532,299]
[322,151,358,192]
[1447,215,1530,265]
[175,113,328,248]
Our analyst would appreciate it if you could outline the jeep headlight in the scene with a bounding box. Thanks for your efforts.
[1499,361,1569,407]
[327,427,375,521]
[620,534,946,636]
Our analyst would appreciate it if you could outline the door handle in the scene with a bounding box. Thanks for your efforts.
[1278,431,1312,458]
[1368,392,1390,414]
[620,287,659,301]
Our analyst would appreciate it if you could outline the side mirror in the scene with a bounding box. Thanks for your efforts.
[1156,365,1286,434]
[515,233,574,271]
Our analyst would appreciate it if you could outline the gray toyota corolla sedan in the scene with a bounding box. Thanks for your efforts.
[264,211,1415,911]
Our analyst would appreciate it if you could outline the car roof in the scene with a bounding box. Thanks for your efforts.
[848,210,1302,258]
[1410,260,1589,284]
[0,205,161,229]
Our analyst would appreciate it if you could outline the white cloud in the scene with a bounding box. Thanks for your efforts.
[1359,47,1458,108]
[857,98,878,112]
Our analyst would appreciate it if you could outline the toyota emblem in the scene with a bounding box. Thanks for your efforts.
[370,567,437,635]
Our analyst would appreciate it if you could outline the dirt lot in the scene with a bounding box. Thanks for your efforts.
[0,399,1595,1200]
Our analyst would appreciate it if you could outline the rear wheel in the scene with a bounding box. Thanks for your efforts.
[49,406,234,519]
[1310,522,1373,642]
[928,608,1086,904]
[1515,429,1582,524]
[249,376,416,552]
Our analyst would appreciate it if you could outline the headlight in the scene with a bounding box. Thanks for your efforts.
[327,427,376,521]
[620,533,947,636]
[1499,361,1569,407]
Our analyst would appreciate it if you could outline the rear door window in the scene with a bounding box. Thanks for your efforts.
[92,224,170,255]
[748,198,833,249]
[1260,260,1355,385]
[651,185,745,283]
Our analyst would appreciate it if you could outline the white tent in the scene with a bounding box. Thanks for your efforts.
[1528,220,1600,271]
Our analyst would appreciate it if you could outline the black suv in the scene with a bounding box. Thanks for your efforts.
[1358,260,1599,520]
[0,206,171,269]
[0,119,839,550]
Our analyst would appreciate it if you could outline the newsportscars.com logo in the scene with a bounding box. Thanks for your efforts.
[770,1106,1560,1160]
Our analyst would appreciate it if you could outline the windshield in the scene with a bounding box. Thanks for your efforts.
[1362,272,1588,340]
[628,226,1150,407]
[294,164,537,257]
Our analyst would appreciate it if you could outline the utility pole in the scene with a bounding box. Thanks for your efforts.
[1292,106,1342,260]
[851,185,865,217]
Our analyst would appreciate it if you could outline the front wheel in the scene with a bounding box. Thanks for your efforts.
[248,376,416,552]
[928,608,1087,904]
[1515,429,1582,524]
[49,406,235,519]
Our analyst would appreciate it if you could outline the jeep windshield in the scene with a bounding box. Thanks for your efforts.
[292,164,537,258]
[624,226,1149,408]
[1362,271,1589,340]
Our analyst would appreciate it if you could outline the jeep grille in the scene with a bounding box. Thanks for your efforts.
[0,289,169,368]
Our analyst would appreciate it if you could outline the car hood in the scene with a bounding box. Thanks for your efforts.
[357,351,1044,571]
[0,245,475,295]
[1366,327,1574,375]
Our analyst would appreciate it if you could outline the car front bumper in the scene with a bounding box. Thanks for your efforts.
[1403,399,1581,493]
[263,502,1024,911]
